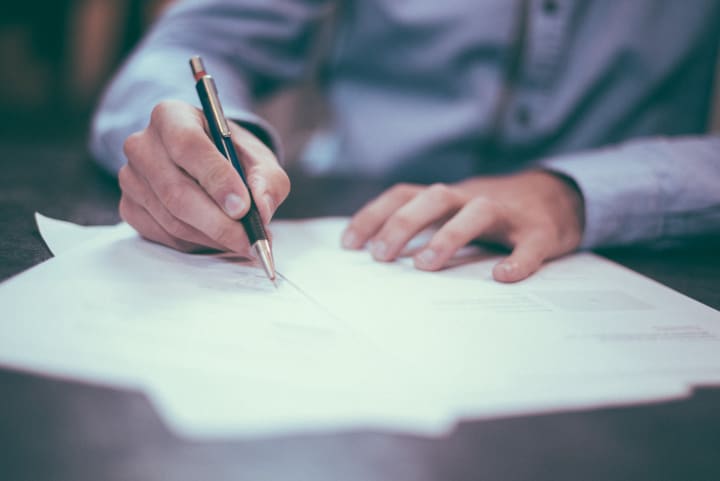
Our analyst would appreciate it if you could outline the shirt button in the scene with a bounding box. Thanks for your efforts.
[515,105,532,126]
[542,0,559,15]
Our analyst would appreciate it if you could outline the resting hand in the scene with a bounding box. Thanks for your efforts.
[342,171,585,282]
[118,100,290,255]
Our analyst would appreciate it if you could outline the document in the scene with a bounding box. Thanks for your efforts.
[0,214,718,439]
[13,215,451,437]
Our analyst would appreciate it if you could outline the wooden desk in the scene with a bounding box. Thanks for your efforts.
[1,141,719,481]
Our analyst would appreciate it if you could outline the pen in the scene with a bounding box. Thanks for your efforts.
[189,56,276,283]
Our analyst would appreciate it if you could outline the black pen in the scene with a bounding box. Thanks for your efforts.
[189,56,276,283]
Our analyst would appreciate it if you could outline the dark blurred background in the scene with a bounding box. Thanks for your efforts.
[0,0,175,145]
[0,0,327,164]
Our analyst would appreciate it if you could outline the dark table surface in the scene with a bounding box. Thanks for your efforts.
[1,141,719,481]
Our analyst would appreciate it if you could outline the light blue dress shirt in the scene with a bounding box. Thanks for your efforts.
[90,0,720,249]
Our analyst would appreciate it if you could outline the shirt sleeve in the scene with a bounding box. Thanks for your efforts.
[89,0,332,174]
[541,135,720,249]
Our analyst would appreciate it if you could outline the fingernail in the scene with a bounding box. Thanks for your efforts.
[224,193,246,218]
[370,241,387,260]
[498,261,516,274]
[415,248,437,268]
[341,230,357,249]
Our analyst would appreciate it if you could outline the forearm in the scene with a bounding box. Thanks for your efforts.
[89,0,332,173]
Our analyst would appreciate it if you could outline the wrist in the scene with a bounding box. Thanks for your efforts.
[535,169,586,248]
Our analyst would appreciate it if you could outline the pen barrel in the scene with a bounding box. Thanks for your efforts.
[196,80,231,161]
[240,208,268,244]
[195,76,230,137]
[220,135,269,242]
[196,80,269,243]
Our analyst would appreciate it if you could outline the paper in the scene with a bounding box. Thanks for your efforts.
[270,221,720,427]
[35,213,129,256]
[12,215,451,437]
[0,214,718,439]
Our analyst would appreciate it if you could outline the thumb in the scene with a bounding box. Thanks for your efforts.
[492,233,552,283]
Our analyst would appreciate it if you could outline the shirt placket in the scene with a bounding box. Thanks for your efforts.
[500,0,575,149]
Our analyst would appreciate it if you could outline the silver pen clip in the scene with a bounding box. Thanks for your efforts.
[189,56,231,137]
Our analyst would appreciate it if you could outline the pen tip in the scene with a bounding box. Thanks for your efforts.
[253,240,277,285]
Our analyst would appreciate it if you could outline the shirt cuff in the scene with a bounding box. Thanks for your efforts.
[540,141,666,249]
[224,109,284,166]
[89,49,283,174]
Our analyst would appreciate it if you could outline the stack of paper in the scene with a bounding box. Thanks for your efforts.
[0,214,718,439]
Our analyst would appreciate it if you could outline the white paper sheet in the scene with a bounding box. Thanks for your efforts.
[0,214,718,439]
[35,213,130,256]
[15,215,452,437]
[269,220,720,423]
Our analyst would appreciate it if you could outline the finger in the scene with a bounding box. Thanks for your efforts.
[492,232,553,283]
[125,126,252,255]
[119,164,226,251]
[369,183,463,261]
[414,197,506,271]
[342,183,421,250]
[230,123,290,224]
[149,100,252,220]
[119,195,208,253]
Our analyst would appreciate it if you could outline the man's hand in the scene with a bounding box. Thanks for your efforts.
[342,171,585,282]
[118,100,290,255]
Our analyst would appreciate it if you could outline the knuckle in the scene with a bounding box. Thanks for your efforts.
[163,217,189,239]
[201,162,234,192]
[272,168,291,200]
[150,100,177,125]
[117,165,131,192]
[387,211,415,233]
[118,197,132,223]
[437,226,465,246]
[117,166,144,204]
[467,196,498,216]
[390,183,416,199]
[467,196,491,209]
[426,182,451,200]
[350,209,380,235]
[346,216,369,237]
[425,183,462,208]
[158,182,190,212]
[167,128,200,162]
[122,131,144,161]
[119,198,145,236]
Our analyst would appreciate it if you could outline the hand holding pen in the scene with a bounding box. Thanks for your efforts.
[190,56,277,281]
[117,61,290,278]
